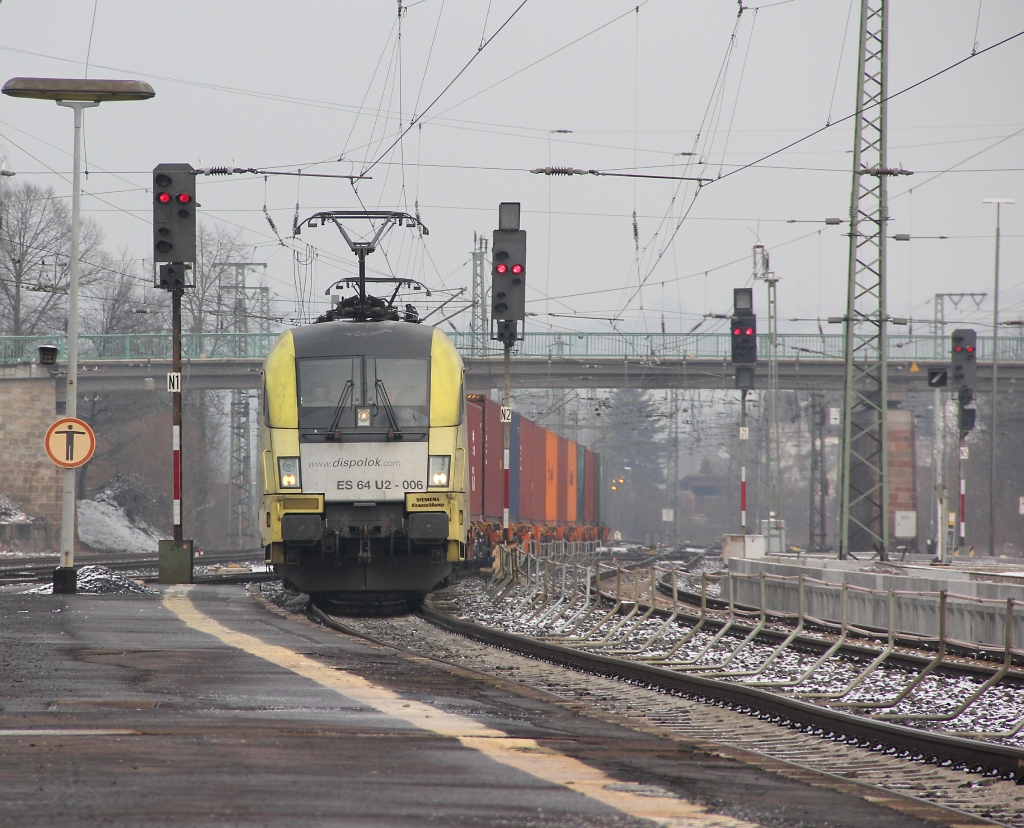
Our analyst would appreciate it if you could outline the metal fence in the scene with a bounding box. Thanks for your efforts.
[3,330,1024,364]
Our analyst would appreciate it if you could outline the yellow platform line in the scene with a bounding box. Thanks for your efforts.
[163,586,758,828]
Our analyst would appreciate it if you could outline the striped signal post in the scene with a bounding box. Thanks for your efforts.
[739,392,748,534]
[492,202,525,545]
[153,163,198,583]
[960,476,966,550]
[958,440,967,553]
[172,284,183,540]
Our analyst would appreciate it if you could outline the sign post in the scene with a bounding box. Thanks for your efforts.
[153,163,197,583]
[44,417,96,593]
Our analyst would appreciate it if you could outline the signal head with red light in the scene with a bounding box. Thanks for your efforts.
[730,313,757,365]
[491,226,527,325]
[152,162,197,271]
[951,328,977,399]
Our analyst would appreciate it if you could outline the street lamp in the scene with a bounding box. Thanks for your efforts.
[2,78,155,594]
[982,198,1014,557]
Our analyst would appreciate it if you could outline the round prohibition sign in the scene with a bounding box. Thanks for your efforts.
[44,417,96,469]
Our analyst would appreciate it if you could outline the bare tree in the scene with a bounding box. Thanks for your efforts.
[0,180,106,337]
[184,223,254,341]
[80,252,166,340]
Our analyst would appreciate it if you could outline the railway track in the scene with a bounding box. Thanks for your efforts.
[294,587,1023,827]
[0,548,264,585]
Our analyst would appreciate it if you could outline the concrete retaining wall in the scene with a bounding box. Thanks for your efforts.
[723,558,1024,650]
[0,366,61,552]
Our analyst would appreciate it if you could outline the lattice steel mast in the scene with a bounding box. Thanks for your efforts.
[754,244,782,551]
[837,0,908,558]
[218,261,268,548]
[470,233,489,355]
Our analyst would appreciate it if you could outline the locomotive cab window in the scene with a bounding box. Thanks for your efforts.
[297,356,428,436]
[367,357,429,429]
[297,357,363,430]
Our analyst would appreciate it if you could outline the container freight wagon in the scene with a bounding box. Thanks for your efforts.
[465,395,605,557]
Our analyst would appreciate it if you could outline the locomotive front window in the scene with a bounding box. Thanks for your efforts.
[297,357,363,429]
[367,357,429,429]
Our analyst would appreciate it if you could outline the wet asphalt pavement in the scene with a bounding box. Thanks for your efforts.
[0,584,988,827]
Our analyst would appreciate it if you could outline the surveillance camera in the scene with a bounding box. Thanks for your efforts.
[37,345,59,366]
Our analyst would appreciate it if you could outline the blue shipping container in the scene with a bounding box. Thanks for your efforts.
[508,412,521,522]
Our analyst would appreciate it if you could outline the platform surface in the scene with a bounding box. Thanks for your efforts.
[0,584,961,827]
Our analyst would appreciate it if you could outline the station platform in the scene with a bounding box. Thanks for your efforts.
[0,582,956,828]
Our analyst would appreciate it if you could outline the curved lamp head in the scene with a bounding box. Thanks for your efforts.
[2,77,155,102]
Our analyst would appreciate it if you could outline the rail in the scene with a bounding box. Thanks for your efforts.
[4,331,1024,364]
[480,544,1024,756]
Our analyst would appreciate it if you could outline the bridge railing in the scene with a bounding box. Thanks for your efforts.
[0,332,281,364]
[2,331,1023,364]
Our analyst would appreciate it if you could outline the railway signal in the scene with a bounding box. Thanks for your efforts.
[730,316,757,364]
[152,162,199,582]
[492,202,526,329]
[158,263,188,291]
[492,202,525,540]
[731,287,756,532]
[951,328,977,404]
[153,162,197,266]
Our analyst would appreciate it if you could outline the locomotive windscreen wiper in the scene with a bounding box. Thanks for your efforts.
[328,379,354,434]
[374,378,402,438]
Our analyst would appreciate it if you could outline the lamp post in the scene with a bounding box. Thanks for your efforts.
[982,198,1014,557]
[2,78,154,593]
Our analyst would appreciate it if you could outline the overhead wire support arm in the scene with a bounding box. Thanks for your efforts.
[198,166,372,181]
[531,167,713,183]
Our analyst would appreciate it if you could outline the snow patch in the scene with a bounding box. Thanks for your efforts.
[0,492,31,524]
[23,565,157,596]
[77,499,161,554]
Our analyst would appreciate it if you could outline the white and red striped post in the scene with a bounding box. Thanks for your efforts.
[739,389,749,535]
[740,466,747,533]
[172,424,182,532]
[172,288,184,543]
[502,340,511,535]
[959,477,966,549]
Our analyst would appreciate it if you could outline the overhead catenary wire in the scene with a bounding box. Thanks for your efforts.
[357,0,531,180]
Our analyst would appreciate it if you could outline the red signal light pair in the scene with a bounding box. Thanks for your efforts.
[495,263,523,275]
[733,327,754,336]
[157,192,192,204]
[953,345,975,353]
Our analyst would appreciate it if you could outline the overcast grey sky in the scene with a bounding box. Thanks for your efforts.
[1,0,1022,339]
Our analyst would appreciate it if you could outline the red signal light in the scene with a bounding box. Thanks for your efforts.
[511,263,523,275]
[954,345,963,352]
[157,192,171,204]
[745,327,754,336]
[496,263,508,274]
[176,193,191,204]
[733,327,741,336]
[966,346,974,353]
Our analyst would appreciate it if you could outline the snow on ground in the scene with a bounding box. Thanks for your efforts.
[77,499,161,554]
[0,492,30,524]
[22,565,157,596]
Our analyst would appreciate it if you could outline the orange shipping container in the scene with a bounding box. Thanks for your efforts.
[556,436,569,524]
[545,429,558,523]
[566,441,578,523]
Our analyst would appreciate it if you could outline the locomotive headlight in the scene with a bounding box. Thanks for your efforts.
[278,457,302,489]
[428,455,451,488]
[356,407,372,427]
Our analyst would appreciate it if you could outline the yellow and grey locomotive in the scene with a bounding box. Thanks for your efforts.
[260,312,467,600]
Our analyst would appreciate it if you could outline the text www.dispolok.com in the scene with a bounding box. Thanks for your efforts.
[307,458,402,469]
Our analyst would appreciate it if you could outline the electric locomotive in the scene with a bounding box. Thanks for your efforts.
[259,295,467,601]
